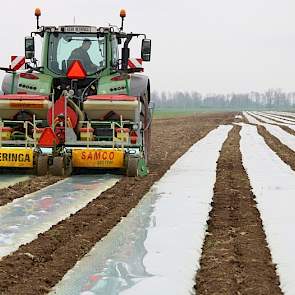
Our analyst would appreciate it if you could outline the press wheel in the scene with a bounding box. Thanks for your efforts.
[126,157,139,177]
[65,159,73,177]
[36,155,48,176]
[51,156,65,176]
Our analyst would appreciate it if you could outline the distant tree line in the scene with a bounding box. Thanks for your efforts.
[152,89,295,109]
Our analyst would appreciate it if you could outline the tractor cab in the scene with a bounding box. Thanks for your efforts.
[0,9,153,177]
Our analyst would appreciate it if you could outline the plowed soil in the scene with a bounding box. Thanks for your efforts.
[195,125,282,295]
[0,113,234,295]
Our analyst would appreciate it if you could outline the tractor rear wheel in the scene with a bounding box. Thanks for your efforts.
[36,155,48,176]
[140,92,152,164]
[51,157,65,176]
[126,157,139,177]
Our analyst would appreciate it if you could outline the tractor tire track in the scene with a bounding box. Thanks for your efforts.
[195,125,282,295]
[0,113,234,295]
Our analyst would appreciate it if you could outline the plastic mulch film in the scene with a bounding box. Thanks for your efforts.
[0,175,120,258]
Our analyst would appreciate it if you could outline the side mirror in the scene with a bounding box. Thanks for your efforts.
[141,39,151,62]
[25,36,35,59]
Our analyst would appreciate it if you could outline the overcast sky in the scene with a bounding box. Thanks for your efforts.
[0,0,295,94]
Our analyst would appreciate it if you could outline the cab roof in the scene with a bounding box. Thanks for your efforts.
[38,25,116,34]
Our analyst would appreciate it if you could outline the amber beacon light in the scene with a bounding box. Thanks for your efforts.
[34,8,42,29]
[120,9,126,31]
[35,8,41,17]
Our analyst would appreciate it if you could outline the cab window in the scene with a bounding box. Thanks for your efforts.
[48,33,105,75]
[111,35,119,67]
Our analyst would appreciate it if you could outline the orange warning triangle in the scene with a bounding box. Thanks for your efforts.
[66,60,87,79]
[38,127,60,147]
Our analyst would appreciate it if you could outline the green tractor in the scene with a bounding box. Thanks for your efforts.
[0,8,153,177]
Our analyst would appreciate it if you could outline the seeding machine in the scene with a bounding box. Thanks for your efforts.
[0,8,153,177]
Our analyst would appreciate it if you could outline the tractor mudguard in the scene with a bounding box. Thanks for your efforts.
[130,74,150,102]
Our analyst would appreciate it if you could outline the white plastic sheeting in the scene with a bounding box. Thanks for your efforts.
[0,175,31,189]
[267,113,295,124]
[240,113,295,153]
[268,111,295,119]
[254,112,295,126]
[247,112,295,132]
[0,175,120,259]
[240,124,295,294]
[50,125,233,295]
[249,112,281,124]
[260,112,295,123]
[262,124,295,152]
[242,111,261,124]
[243,112,295,152]
[243,113,295,151]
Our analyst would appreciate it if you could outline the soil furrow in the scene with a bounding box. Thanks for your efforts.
[195,125,282,295]
[279,125,295,136]
[257,125,295,170]
[0,113,234,295]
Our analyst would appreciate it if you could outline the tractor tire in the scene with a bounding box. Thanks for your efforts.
[51,156,65,176]
[36,155,48,176]
[140,92,152,164]
[126,157,139,177]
